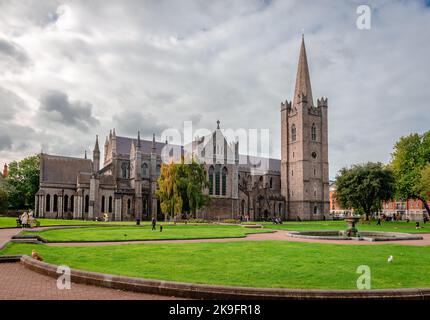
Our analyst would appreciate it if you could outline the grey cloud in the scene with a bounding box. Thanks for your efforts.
[0,38,30,72]
[113,111,167,138]
[39,90,99,132]
[0,87,28,121]
[0,39,29,63]
[0,133,12,151]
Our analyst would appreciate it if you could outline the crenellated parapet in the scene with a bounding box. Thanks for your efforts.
[317,97,328,108]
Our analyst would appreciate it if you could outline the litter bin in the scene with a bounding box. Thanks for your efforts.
[136,218,140,226]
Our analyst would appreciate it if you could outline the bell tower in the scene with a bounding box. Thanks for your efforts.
[281,35,329,220]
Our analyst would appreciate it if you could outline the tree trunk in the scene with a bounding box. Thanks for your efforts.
[418,196,430,218]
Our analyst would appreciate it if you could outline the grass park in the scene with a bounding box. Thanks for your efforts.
[1,216,430,290]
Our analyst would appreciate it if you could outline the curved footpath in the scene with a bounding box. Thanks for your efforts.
[0,261,179,300]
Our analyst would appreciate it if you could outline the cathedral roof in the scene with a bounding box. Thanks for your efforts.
[41,154,92,185]
[238,155,280,173]
[116,136,183,156]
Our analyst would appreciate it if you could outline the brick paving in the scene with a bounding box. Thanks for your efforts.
[0,228,20,249]
[0,262,180,300]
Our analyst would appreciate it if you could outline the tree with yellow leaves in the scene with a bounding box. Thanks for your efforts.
[156,160,183,221]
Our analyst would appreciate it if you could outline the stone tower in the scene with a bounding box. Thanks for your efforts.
[281,35,329,220]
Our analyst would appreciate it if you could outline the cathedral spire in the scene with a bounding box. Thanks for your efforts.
[151,133,156,153]
[93,134,100,152]
[137,131,141,147]
[293,34,314,107]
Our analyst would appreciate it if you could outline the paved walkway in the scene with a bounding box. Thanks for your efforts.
[0,228,20,249]
[0,262,179,300]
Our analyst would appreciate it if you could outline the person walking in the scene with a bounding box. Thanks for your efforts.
[377,217,381,226]
[151,217,156,231]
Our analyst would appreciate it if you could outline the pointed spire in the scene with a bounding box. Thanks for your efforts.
[217,120,220,129]
[105,136,108,146]
[112,128,116,137]
[137,131,141,148]
[293,34,314,107]
[93,135,100,152]
[152,133,156,152]
[84,150,87,159]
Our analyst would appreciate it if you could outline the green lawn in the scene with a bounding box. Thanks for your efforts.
[2,241,430,289]
[0,216,138,228]
[261,220,430,234]
[21,225,270,242]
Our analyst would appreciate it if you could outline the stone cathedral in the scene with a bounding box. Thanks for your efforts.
[35,37,329,221]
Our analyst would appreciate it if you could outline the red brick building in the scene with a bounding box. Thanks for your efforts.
[381,199,429,221]
[1,164,7,178]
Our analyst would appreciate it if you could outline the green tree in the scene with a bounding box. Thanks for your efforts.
[390,132,430,215]
[335,162,395,218]
[156,161,183,221]
[0,176,9,211]
[177,157,210,219]
[6,154,40,209]
[156,157,210,221]
[419,163,430,201]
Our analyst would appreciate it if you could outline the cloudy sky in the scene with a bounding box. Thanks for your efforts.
[0,0,429,179]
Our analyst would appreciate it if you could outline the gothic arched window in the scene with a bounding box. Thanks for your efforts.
[53,194,58,212]
[108,196,113,213]
[311,123,317,141]
[46,194,51,212]
[64,195,69,212]
[141,163,148,178]
[291,124,296,142]
[101,196,105,213]
[270,177,273,189]
[222,167,228,196]
[208,166,214,195]
[70,195,74,213]
[156,164,161,176]
[121,162,130,179]
[215,164,221,195]
[84,195,89,213]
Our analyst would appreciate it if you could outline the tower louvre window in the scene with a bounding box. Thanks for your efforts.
[291,124,296,141]
[311,123,317,141]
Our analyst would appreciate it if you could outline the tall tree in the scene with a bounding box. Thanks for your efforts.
[156,157,210,221]
[177,157,210,219]
[6,154,40,209]
[0,176,9,211]
[390,132,430,215]
[156,161,183,221]
[335,162,395,218]
[419,163,430,202]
